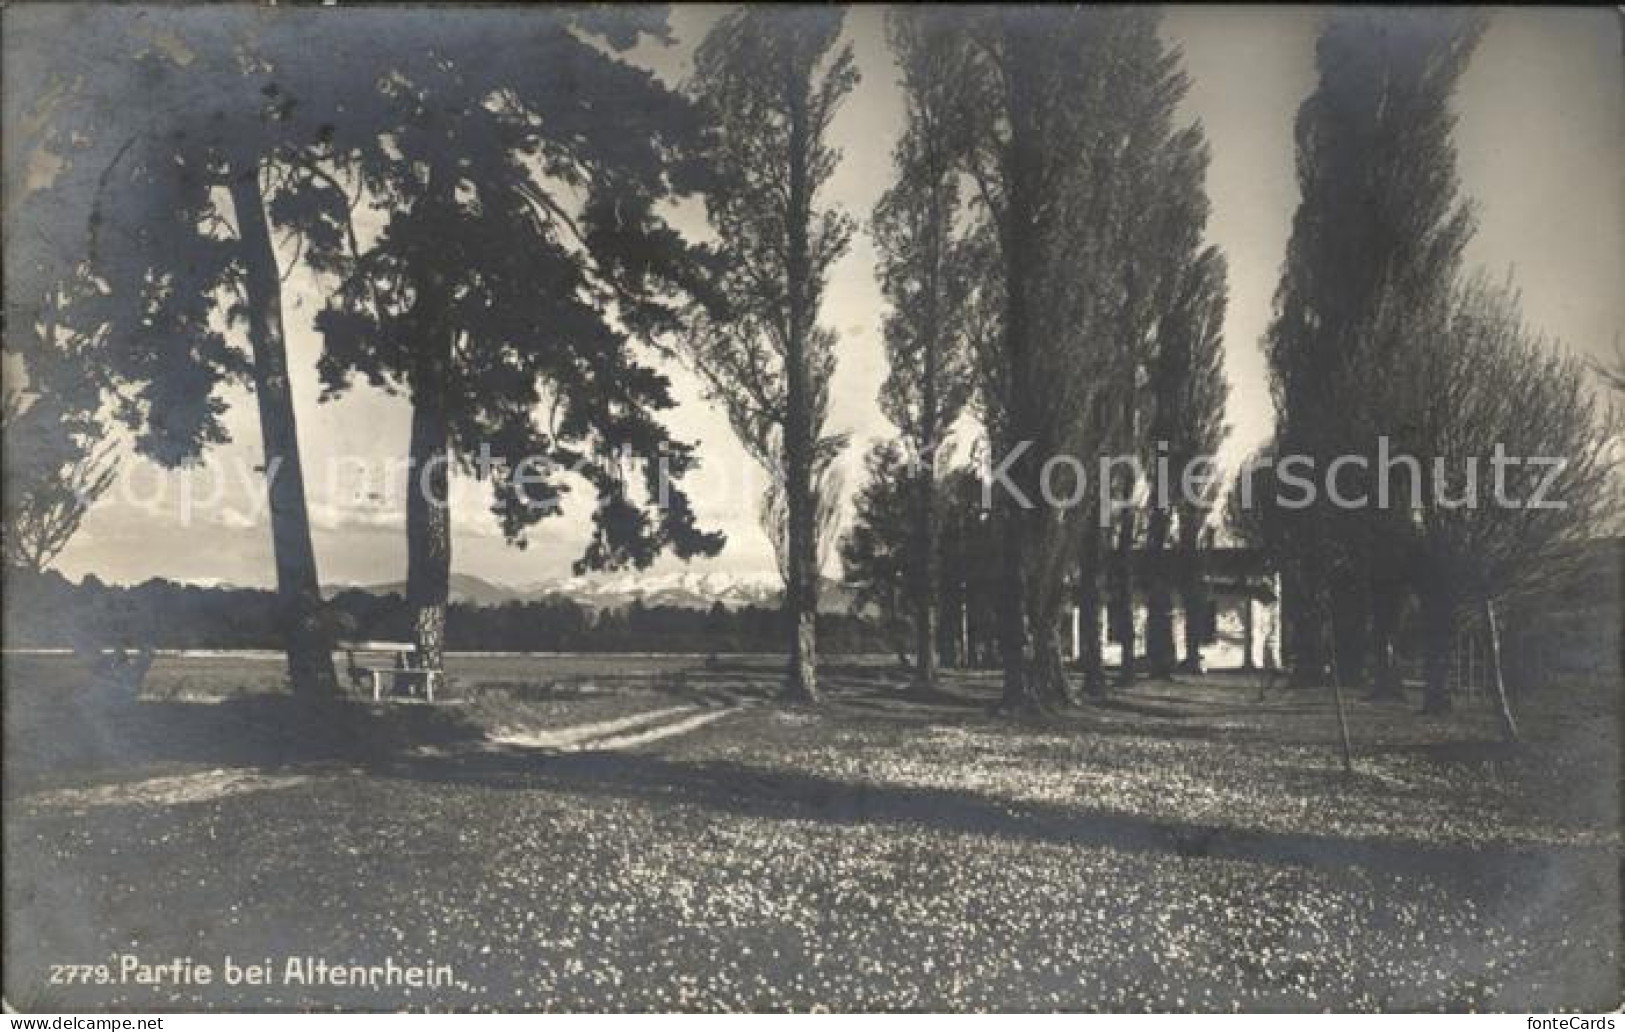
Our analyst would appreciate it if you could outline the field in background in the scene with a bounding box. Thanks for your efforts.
[3,652,1619,1011]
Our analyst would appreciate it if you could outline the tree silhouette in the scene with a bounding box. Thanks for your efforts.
[1149,248,1230,675]
[951,8,1210,707]
[1400,274,1619,718]
[841,443,1002,673]
[311,9,725,671]
[5,8,377,696]
[839,442,916,663]
[873,9,979,696]
[1,379,117,575]
[762,462,844,596]
[1265,9,1485,691]
[684,8,857,702]
[1111,123,1229,683]
[5,8,735,687]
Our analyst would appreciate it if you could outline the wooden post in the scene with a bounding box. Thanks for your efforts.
[959,589,970,671]
[1322,599,1354,775]
[1241,596,1257,671]
[1466,628,1477,698]
[1456,631,1465,697]
[1483,597,1519,744]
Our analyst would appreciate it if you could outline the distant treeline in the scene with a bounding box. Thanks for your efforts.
[1,570,897,655]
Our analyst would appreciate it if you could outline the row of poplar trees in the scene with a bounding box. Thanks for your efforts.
[848,7,1616,718]
[9,7,1610,710]
[1248,9,1616,726]
[840,8,1232,708]
[8,5,1234,706]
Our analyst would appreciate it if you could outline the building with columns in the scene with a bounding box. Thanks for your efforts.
[1067,547,1282,673]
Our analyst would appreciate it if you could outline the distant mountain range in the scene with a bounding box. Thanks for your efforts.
[325,569,858,614]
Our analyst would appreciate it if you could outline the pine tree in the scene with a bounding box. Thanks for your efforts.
[312,10,725,671]
[6,8,383,697]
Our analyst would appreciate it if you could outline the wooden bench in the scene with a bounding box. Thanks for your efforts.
[342,641,445,703]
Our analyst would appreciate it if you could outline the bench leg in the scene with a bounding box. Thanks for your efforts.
[372,671,381,703]
[428,672,437,703]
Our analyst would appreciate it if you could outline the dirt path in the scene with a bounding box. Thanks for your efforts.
[20,769,316,812]
[19,699,741,816]
[475,701,742,755]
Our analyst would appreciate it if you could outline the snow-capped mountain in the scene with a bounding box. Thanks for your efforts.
[523,569,784,611]
[324,568,857,612]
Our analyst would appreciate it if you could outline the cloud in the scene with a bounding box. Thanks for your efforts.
[306,500,402,535]
[215,508,259,531]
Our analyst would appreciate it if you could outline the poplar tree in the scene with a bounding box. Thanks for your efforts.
[953,8,1211,706]
[872,9,978,696]
[685,8,857,702]
[1265,9,1485,690]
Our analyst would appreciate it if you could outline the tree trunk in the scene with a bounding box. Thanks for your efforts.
[1482,597,1519,743]
[1110,511,1137,686]
[937,580,957,670]
[958,580,971,670]
[1330,574,1370,689]
[909,143,952,699]
[782,60,819,703]
[782,461,819,703]
[1419,581,1456,714]
[1241,598,1256,671]
[406,391,450,673]
[226,168,337,699]
[938,563,962,670]
[910,555,939,696]
[1144,505,1175,678]
[1029,618,1074,708]
[1283,564,1325,687]
[1469,630,1482,695]
[1074,517,1107,696]
[910,423,940,698]
[1325,609,1355,775]
[1177,516,1207,674]
[1369,574,1405,700]
[993,37,1041,713]
[996,500,1034,709]
[399,167,457,678]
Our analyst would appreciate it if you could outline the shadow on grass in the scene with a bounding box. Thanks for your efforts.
[5,692,487,789]
[11,671,1606,893]
[4,662,974,787]
[368,740,1608,888]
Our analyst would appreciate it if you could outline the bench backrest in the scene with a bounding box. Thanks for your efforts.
[341,640,416,654]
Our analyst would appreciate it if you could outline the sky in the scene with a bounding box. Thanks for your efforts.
[44,6,1625,590]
